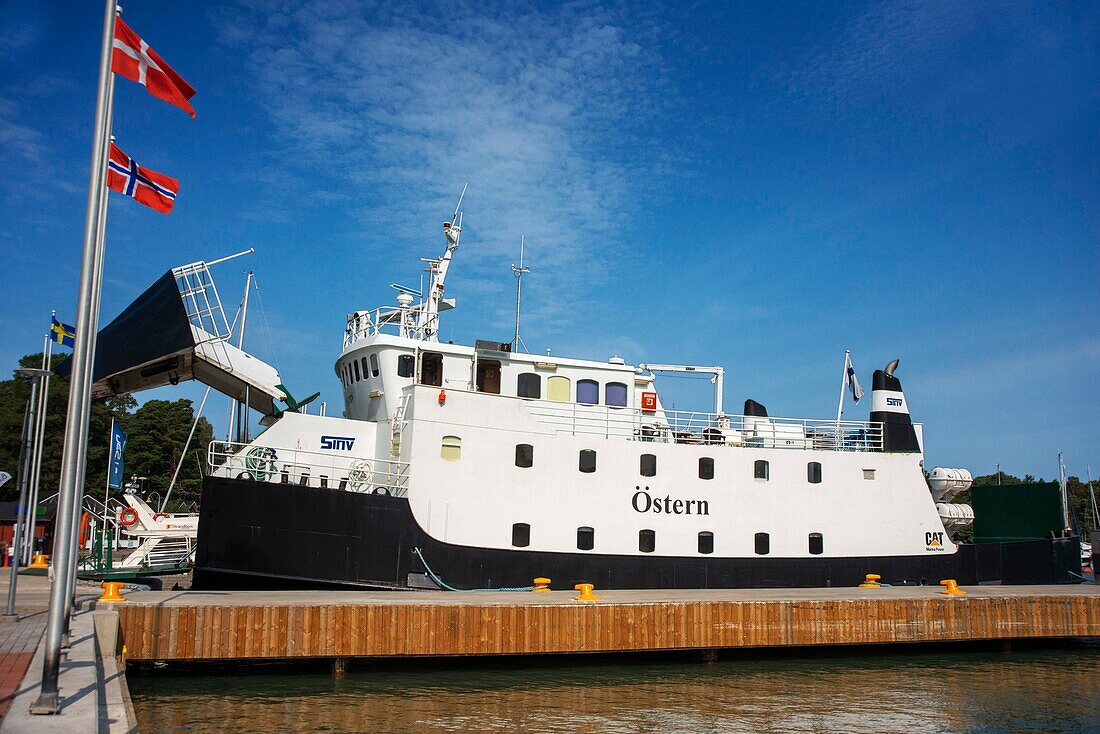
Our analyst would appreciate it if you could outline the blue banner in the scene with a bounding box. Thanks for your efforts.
[107,421,128,490]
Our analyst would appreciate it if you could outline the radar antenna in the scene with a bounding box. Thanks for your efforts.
[418,184,468,341]
[511,235,531,352]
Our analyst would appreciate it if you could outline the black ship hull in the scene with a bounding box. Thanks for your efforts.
[193,476,1084,591]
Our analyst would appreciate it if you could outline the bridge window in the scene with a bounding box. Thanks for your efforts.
[515,443,534,468]
[353,359,362,383]
[547,376,570,402]
[809,532,823,555]
[577,379,599,405]
[807,461,822,484]
[397,354,415,378]
[638,529,655,553]
[421,352,443,387]
[579,449,597,473]
[754,532,770,555]
[441,435,461,461]
[640,453,657,477]
[361,357,369,381]
[369,353,380,378]
[754,460,769,480]
[476,359,501,394]
[512,523,530,548]
[577,526,594,551]
[698,531,714,554]
[517,373,541,399]
[699,457,714,480]
[605,382,628,407]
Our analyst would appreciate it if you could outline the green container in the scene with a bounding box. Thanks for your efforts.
[972,482,1064,543]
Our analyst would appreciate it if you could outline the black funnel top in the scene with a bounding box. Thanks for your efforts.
[744,399,768,417]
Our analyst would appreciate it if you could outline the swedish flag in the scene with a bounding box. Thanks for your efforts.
[50,316,76,348]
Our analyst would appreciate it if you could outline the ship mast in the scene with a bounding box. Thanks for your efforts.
[511,235,530,352]
[417,183,467,341]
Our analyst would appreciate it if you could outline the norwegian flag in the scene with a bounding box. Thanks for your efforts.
[107,143,179,214]
[112,18,196,118]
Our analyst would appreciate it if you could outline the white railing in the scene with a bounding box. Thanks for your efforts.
[523,401,884,451]
[343,305,440,347]
[208,441,411,496]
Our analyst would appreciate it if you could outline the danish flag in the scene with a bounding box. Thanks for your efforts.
[107,143,179,214]
[112,18,196,117]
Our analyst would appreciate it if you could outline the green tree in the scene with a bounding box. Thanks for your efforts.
[117,399,213,510]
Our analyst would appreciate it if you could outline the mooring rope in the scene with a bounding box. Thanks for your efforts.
[412,547,535,592]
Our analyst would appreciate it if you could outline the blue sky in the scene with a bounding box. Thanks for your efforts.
[0,0,1096,479]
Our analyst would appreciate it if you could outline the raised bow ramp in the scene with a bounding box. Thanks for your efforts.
[55,257,284,416]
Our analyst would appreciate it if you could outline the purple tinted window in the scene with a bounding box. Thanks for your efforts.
[605,382,628,407]
[577,379,599,405]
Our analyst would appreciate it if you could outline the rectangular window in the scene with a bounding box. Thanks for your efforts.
[515,443,534,468]
[512,523,530,548]
[353,359,361,382]
[577,379,599,405]
[699,457,714,480]
[421,352,444,387]
[547,375,570,402]
[361,357,369,381]
[698,531,714,554]
[369,353,380,378]
[638,529,655,553]
[807,461,822,484]
[754,459,769,480]
[640,453,657,477]
[579,449,597,473]
[441,435,461,461]
[809,532,823,555]
[577,526,594,551]
[863,468,876,480]
[397,354,415,378]
[754,532,770,555]
[605,382,628,407]
[517,373,541,399]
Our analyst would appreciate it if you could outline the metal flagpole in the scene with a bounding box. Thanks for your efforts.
[24,334,54,565]
[835,350,849,423]
[3,383,39,620]
[31,0,118,714]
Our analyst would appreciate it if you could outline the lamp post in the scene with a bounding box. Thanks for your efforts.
[3,368,53,622]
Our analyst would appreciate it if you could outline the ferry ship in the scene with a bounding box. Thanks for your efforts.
[192,203,1082,591]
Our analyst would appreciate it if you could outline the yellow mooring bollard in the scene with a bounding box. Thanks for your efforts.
[939,579,967,596]
[98,581,127,603]
[574,583,601,602]
[532,577,551,592]
[858,573,881,588]
[28,553,50,569]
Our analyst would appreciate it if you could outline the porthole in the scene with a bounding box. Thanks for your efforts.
[579,449,597,473]
[640,453,657,477]
[754,532,770,555]
[577,526,594,551]
[515,443,534,468]
[809,532,823,555]
[698,531,714,555]
[807,461,822,484]
[754,460,769,480]
[512,523,530,548]
[699,457,714,480]
[638,529,655,553]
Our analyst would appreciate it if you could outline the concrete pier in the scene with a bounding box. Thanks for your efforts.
[115,584,1099,663]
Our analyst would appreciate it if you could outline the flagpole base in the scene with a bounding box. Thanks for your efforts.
[30,691,59,715]
[0,613,19,623]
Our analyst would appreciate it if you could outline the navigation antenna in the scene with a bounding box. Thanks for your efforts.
[419,183,468,341]
[511,235,531,352]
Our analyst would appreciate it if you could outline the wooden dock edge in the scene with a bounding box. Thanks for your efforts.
[115,593,1100,662]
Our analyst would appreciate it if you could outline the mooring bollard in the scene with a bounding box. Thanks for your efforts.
[532,577,551,592]
[98,582,127,603]
[28,553,50,569]
[573,583,601,602]
[858,573,881,588]
[939,579,967,595]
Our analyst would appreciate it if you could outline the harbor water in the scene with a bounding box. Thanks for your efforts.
[129,642,1100,733]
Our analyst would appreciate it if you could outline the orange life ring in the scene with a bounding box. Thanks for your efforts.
[119,507,140,527]
[78,512,90,547]
[153,512,168,522]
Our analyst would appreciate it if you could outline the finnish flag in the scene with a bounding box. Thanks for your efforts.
[844,352,864,403]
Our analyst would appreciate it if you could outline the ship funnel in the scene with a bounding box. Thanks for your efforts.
[870,363,920,453]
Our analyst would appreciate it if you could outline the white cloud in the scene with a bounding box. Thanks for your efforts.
[210,0,678,339]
